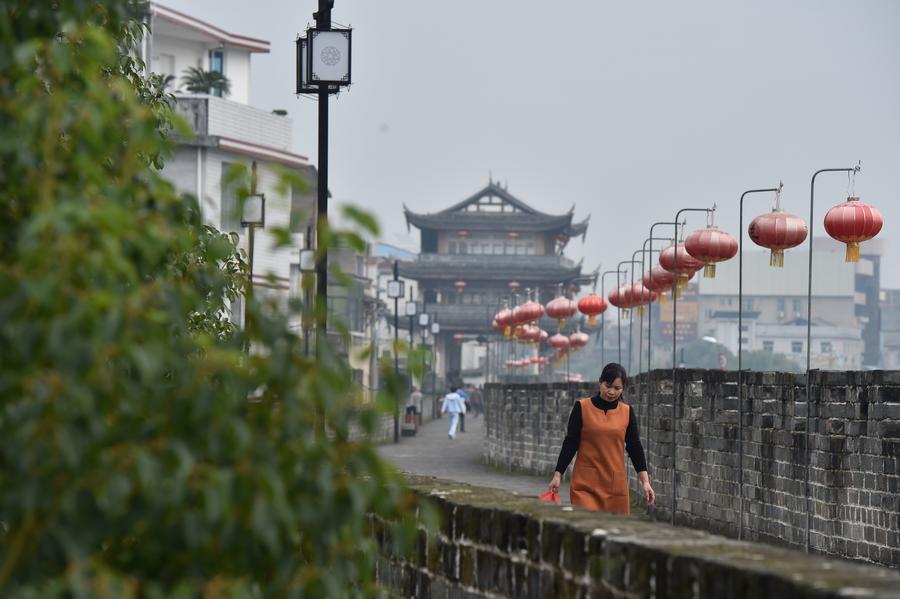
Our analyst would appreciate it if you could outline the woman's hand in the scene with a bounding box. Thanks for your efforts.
[638,471,655,507]
[642,480,655,507]
[548,471,561,494]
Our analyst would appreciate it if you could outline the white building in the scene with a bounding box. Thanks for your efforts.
[695,238,881,369]
[142,3,316,325]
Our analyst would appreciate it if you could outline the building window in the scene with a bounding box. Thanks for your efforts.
[792,341,803,353]
[821,341,832,353]
[763,341,774,352]
[740,338,748,344]
[459,242,467,254]
[742,298,753,311]
[220,161,241,231]
[493,243,502,255]
[448,241,457,254]
[777,299,786,313]
[471,244,482,255]
[792,299,802,315]
[208,49,224,97]
[740,324,749,332]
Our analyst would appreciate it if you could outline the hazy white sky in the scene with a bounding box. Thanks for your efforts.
[166,0,900,286]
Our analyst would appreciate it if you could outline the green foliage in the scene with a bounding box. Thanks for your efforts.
[0,2,432,596]
[181,66,231,95]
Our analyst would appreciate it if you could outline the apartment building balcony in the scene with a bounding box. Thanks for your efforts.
[172,95,307,168]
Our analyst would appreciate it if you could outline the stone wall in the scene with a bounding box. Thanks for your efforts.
[483,370,900,568]
[373,475,900,598]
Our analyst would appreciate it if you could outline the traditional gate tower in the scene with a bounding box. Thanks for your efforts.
[400,180,590,384]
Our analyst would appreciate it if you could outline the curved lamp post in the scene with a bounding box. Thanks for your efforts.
[736,184,783,541]
[804,164,861,552]
[618,259,642,368]
[670,206,713,526]
[599,269,626,367]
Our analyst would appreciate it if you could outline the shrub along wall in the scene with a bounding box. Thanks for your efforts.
[483,370,900,568]
[373,475,900,598]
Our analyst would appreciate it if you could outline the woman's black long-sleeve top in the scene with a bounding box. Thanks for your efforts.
[554,395,647,475]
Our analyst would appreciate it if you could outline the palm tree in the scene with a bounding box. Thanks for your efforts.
[181,66,231,96]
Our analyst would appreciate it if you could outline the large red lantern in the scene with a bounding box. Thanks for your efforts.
[549,333,570,351]
[684,227,738,278]
[546,296,577,330]
[823,196,883,263]
[518,299,545,324]
[577,294,608,327]
[496,307,514,338]
[643,266,675,304]
[453,333,466,342]
[454,280,467,292]
[659,243,704,289]
[629,282,657,317]
[508,280,520,291]
[569,330,589,351]
[607,285,632,310]
[748,207,808,267]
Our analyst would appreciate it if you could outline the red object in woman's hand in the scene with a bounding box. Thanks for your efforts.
[538,490,561,505]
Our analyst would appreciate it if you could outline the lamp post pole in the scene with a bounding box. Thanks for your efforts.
[314,0,332,350]
[670,206,712,526]
[391,260,401,443]
[736,185,782,540]
[599,270,623,367]
[804,164,860,553]
[618,259,641,371]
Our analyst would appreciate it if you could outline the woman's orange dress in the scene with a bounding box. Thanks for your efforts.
[569,397,631,514]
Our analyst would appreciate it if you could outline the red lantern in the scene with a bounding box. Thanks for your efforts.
[453,333,466,342]
[549,333,570,351]
[546,296,577,330]
[823,196,883,263]
[496,307,514,338]
[569,330,589,351]
[684,227,738,278]
[491,319,503,334]
[518,300,545,324]
[508,280,520,291]
[659,243,704,289]
[538,329,549,344]
[518,325,541,343]
[454,280,467,292]
[629,282,657,317]
[577,294,608,327]
[607,285,632,311]
[749,208,808,267]
[508,231,519,239]
[457,230,468,238]
[643,266,675,304]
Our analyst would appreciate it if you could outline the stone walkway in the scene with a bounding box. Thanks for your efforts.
[379,413,571,504]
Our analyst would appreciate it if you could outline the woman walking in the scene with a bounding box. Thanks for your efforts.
[441,386,467,439]
[548,363,655,514]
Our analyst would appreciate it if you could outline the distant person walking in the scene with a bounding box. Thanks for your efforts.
[548,363,655,514]
[441,386,467,439]
[457,387,470,432]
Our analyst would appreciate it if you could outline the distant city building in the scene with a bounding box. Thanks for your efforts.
[690,238,881,369]
[400,180,590,384]
[880,289,900,369]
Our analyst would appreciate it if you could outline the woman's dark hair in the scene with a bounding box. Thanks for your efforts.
[599,363,628,387]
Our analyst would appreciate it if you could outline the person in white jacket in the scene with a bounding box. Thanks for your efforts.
[441,386,467,439]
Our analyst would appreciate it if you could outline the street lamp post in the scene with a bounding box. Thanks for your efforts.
[736,184,782,540]
[419,312,430,416]
[804,164,860,552]
[617,259,642,370]
[599,269,625,367]
[670,206,713,526]
[386,260,405,444]
[240,164,265,354]
[299,227,316,357]
[405,290,417,396]
[431,318,440,418]
[298,1,352,352]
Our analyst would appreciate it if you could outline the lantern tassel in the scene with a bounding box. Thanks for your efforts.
[659,293,668,305]
[674,286,683,299]
[503,327,511,339]
[588,315,597,327]
[769,249,784,268]
[637,305,645,317]
[677,274,690,289]
[558,318,567,331]
[845,242,860,263]
[703,263,716,278]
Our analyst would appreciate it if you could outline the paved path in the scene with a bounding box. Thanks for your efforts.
[379,413,571,504]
